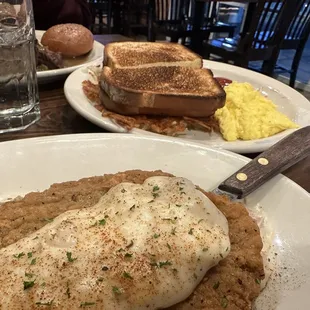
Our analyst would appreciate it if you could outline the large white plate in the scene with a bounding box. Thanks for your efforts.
[0,133,309,309]
[36,30,104,83]
[64,60,310,153]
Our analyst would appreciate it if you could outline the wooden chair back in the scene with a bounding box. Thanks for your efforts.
[155,0,192,23]
[237,0,297,59]
[283,0,310,48]
[88,0,112,33]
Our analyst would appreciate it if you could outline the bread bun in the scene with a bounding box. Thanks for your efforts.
[41,24,94,57]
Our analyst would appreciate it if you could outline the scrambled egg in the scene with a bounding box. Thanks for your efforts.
[215,82,299,141]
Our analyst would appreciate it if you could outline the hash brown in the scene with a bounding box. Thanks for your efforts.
[82,80,219,135]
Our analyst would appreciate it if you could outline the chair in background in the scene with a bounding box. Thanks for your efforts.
[119,0,155,41]
[118,0,190,42]
[271,0,310,88]
[119,0,236,43]
[153,0,236,43]
[153,0,192,42]
[88,0,113,34]
[203,0,297,75]
[203,2,236,38]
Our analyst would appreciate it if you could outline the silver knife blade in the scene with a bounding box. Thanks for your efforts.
[212,187,240,201]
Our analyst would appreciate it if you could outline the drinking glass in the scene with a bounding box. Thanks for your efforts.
[0,0,40,133]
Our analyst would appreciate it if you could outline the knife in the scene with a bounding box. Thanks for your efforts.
[212,126,310,200]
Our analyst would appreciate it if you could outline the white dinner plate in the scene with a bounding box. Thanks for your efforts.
[64,60,310,153]
[0,133,309,309]
[36,30,104,83]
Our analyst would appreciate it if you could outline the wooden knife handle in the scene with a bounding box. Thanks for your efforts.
[218,126,310,199]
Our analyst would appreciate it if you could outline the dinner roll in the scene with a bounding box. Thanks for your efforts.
[41,23,94,57]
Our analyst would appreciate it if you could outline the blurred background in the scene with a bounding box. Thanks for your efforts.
[87,0,310,92]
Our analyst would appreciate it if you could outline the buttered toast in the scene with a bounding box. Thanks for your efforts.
[103,42,203,69]
[100,66,225,118]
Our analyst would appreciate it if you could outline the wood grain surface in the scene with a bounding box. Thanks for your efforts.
[218,127,310,198]
[0,35,309,193]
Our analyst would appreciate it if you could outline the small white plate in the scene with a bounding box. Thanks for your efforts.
[36,30,104,83]
[64,60,310,153]
[0,133,310,309]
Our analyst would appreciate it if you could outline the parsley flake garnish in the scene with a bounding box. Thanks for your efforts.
[30,258,36,265]
[151,261,172,268]
[152,192,159,198]
[188,228,194,235]
[202,247,209,252]
[66,281,71,298]
[25,272,34,278]
[255,278,261,285]
[171,227,176,235]
[98,219,106,226]
[121,189,126,193]
[221,296,228,308]
[42,218,54,223]
[213,281,220,289]
[112,286,122,295]
[220,253,224,258]
[80,302,96,307]
[97,277,104,282]
[166,243,171,250]
[123,272,133,279]
[24,280,35,290]
[13,252,25,259]
[35,300,53,306]
[124,253,132,258]
[66,252,77,262]
[175,204,182,207]
[27,252,33,258]
[179,187,184,191]
[163,218,171,221]
[126,240,134,248]
[153,233,160,239]
[153,185,160,192]
[159,261,172,268]
[198,219,204,224]
[129,204,135,211]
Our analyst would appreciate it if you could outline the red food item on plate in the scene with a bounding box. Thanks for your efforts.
[215,77,233,87]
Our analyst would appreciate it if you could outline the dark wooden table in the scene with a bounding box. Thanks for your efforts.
[1,34,309,193]
[191,0,258,53]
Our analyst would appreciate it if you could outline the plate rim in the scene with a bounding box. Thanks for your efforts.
[2,132,309,198]
[35,30,104,79]
[1,132,310,309]
[64,62,310,153]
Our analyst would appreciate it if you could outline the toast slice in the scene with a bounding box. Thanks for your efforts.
[103,42,203,69]
[100,66,226,118]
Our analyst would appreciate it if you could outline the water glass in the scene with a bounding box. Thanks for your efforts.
[0,0,40,133]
